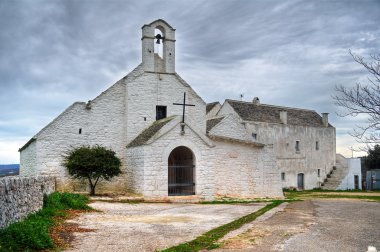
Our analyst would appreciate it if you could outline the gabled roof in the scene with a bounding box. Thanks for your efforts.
[19,65,146,152]
[19,137,36,152]
[206,102,220,114]
[226,100,331,127]
[127,116,214,148]
[142,19,176,30]
[127,116,175,148]
[174,73,206,106]
[206,117,224,132]
[208,135,264,148]
[19,101,87,152]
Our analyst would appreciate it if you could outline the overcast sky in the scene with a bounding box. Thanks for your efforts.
[0,0,379,164]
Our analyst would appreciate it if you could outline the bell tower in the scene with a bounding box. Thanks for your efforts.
[141,19,176,73]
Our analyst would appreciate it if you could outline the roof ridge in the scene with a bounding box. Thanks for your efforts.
[19,102,87,151]
[206,116,225,132]
[126,116,175,148]
[207,101,220,105]
[226,99,316,112]
[207,116,225,121]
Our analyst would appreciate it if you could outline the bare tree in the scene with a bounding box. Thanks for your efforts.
[333,50,380,148]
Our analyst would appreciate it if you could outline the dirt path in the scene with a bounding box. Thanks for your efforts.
[313,192,380,196]
[216,199,380,252]
[297,191,380,197]
[216,200,316,251]
[64,201,267,252]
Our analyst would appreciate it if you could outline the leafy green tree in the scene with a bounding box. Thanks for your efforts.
[63,145,122,195]
[364,144,380,170]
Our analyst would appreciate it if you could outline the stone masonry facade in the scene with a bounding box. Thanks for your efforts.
[217,99,336,190]
[0,176,55,229]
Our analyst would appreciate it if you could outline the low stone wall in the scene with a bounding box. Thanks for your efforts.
[0,176,55,229]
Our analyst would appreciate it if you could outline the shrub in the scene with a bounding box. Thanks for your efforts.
[63,145,122,195]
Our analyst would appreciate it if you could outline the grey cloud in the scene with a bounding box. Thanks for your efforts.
[1,0,380,162]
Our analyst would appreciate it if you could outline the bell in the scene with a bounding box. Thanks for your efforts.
[155,34,163,44]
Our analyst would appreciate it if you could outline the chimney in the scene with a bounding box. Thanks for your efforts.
[280,110,287,124]
[252,97,260,105]
[322,113,329,127]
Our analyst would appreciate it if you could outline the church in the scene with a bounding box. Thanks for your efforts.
[19,19,336,200]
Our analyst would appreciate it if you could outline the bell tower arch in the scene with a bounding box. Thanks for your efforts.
[141,19,176,73]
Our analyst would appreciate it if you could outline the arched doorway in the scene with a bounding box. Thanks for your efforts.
[168,146,195,196]
[297,173,304,190]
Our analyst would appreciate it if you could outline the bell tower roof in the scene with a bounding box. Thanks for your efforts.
[142,19,176,31]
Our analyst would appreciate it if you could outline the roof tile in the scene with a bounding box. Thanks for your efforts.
[206,117,224,132]
[227,100,331,127]
[127,116,174,147]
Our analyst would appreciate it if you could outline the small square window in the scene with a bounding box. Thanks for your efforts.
[295,141,300,152]
[281,172,285,181]
[252,133,257,140]
[156,106,167,120]
[316,141,319,150]
[79,128,82,134]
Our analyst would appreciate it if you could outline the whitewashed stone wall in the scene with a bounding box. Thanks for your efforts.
[20,58,207,195]
[245,122,336,189]
[209,114,251,141]
[126,70,206,144]
[126,146,145,194]
[217,100,236,115]
[217,103,336,190]
[337,158,362,190]
[126,117,283,199]
[19,140,37,176]
[0,176,55,229]
[207,103,221,119]
[212,141,282,198]
[21,78,130,192]
[129,123,213,200]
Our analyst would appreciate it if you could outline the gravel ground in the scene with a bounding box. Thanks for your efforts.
[283,199,380,252]
[64,202,267,252]
[217,199,380,252]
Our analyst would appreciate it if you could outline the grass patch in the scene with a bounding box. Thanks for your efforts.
[201,197,275,204]
[284,190,380,201]
[160,200,284,252]
[201,199,293,204]
[309,194,380,201]
[201,196,298,205]
[0,192,92,252]
[282,188,364,193]
[92,199,144,204]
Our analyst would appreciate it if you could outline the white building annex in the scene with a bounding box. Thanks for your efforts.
[19,19,337,200]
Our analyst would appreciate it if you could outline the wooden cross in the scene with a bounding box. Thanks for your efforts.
[173,92,195,123]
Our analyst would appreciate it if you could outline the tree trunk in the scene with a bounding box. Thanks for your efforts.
[88,177,96,196]
[90,185,96,196]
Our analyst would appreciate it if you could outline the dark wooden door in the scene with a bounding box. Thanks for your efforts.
[168,146,195,196]
[354,175,359,189]
[297,173,304,190]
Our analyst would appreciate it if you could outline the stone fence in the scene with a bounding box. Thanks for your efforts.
[0,176,55,229]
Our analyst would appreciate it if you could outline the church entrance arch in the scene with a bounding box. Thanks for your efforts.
[168,146,195,196]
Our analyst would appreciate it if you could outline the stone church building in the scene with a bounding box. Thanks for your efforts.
[19,20,336,200]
